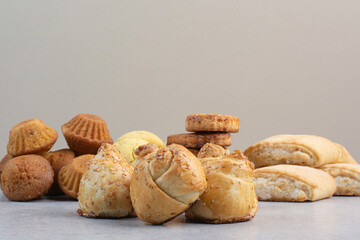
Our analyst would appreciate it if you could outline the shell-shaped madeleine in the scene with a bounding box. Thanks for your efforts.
[77,144,134,218]
[62,114,113,155]
[58,154,95,199]
[7,119,58,157]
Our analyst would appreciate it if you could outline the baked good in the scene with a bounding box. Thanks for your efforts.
[335,143,357,165]
[320,163,360,196]
[0,154,13,186]
[58,154,95,199]
[167,133,231,148]
[115,131,164,147]
[40,149,75,195]
[78,144,134,218]
[197,143,230,158]
[186,114,240,133]
[186,145,258,223]
[244,135,357,168]
[62,114,113,155]
[114,138,149,165]
[1,155,54,201]
[130,144,207,224]
[253,165,336,201]
[7,119,58,157]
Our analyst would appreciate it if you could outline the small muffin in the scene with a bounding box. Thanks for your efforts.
[1,155,54,201]
[62,114,113,155]
[78,144,134,218]
[7,119,58,157]
[58,154,95,199]
[0,154,13,187]
[40,149,75,195]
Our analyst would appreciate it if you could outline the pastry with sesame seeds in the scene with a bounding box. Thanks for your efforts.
[130,144,207,225]
[77,144,134,218]
[186,144,258,223]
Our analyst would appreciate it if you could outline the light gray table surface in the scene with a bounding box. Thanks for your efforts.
[0,192,359,240]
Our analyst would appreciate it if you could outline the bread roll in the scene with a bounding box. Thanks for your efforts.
[186,144,258,223]
[254,165,336,201]
[320,163,360,196]
[130,144,207,225]
[244,135,357,168]
[77,144,134,218]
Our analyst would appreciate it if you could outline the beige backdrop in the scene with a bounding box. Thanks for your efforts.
[0,1,359,161]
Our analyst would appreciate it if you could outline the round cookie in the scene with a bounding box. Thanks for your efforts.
[1,155,54,201]
[7,119,58,157]
[186,114,240,133]
[40,149,75,195]
[167,133,231,148]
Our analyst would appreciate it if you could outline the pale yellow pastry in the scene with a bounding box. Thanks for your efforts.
[253,165,336,201]
[130,144,207,225]
[186,144,258,223]
[244,135,357,168]
[320,163,360,196]
[114,138,149,164]
[115,131,164,147]
[78,144,134,218]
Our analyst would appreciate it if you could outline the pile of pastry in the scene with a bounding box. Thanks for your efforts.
[1,113,359,226]
[245,135,360,201]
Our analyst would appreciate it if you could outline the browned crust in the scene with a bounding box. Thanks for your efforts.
[77,209,136,219]
[186,213,256,224]
[186,114,240,133]
[167,133,231,148]
[1,155,54,201]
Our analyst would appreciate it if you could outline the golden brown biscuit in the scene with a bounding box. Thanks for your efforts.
[62,114,113,155]
[320,163,360,196]
[186,146,258,224]
[40,149,75,195]
[7,119,58,157]
[78,144,134,218]
[244,135,357,168]
[253,165,336,201]
[58,154,95,199]
[1,155,54,201]
[167,133,231,148]
[130,144,207,225]
[186,114,240,133]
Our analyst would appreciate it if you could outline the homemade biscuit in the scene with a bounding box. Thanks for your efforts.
[186,114,240,133]
[253,165,336,201]
[320,163,360,196]
[167,133,231,148]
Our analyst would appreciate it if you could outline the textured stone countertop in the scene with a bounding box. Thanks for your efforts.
[0,192,359,240]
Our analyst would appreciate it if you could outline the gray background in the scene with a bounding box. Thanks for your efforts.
[1,1,359,160]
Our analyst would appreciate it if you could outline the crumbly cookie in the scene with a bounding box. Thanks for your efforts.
[167,133,231,148]
[186,114,240,133]
[40,149,75,195]
[1,155,54,201]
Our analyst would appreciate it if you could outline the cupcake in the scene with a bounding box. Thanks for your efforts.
[1,155,54,201]
[58,154,95,199]
[40,149,75,195]
[62,114,113,155]
[7,119,58,157]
